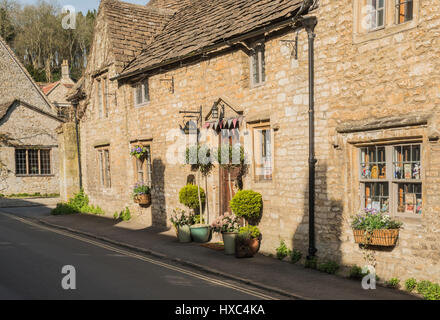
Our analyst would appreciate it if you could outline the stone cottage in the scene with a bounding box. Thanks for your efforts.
[63,0,440,283]
[0,36,62,195]
[41,60,76,120]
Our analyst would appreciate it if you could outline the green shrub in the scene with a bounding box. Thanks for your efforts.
[51,203,79,215]
[276,240,291,260]
[417,280,440,300]
[317,260,340,274]
[304,257,317,269]
[51,189,104,216]
[179,184,205,210]
[230,190,262,223]
[290,249,302,264]
[349,265,364,279]
[405,278,417,292]
[385,277,400,289]
[238,225,261,240]
[115,207,131,221]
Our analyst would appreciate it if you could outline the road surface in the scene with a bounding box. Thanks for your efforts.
[0,210,276,300]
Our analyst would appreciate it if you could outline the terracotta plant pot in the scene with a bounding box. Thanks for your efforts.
[235,237,260,258]
[177,225,192,243]
[190,225,211,243]
[222,232,238,255]
[353,229,400,246]
[136,194,151,206]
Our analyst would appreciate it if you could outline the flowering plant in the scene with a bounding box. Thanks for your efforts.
[133,182,150,196]
[211,213,241,233]
[351,208,403,231]
[130,145,148,159]
[170,208,195,228]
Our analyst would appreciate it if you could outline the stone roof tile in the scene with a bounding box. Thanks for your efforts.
[120,0,303,77]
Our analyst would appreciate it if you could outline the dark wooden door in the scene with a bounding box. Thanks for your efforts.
[220,166,240,214]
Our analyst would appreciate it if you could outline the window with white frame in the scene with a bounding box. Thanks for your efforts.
[15,149,51,176]
[253,125,272,181]
[359,143,422,215]
[250,42,265,86]
[395,0,413,24]
[134,79,150,106]
[367,0,385,30]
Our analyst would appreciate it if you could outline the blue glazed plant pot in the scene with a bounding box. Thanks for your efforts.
[190,225,211,243]
[222,232,238,255]
[177,225,192,243]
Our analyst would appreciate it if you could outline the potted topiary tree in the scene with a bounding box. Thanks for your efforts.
[230,190,263,257]
[179,184,211,243]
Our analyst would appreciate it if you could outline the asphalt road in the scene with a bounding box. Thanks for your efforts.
[0,210,275,300]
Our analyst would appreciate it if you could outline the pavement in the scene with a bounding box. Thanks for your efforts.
[0,199,420,300]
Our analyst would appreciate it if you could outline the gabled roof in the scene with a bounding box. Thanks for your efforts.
[101,0,176,70]
[119,0,303,78]
[0,99,63,122]
[0,36,55,114]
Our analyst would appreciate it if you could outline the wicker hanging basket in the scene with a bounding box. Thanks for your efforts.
[353,229,400,246]
[134,194,151,206]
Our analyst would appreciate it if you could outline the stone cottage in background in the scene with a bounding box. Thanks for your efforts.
[41,60,76,120]
[0,36,62,196]
[61,0,440,284]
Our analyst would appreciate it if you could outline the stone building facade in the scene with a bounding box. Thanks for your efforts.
[0,36,62,195]
[65,0,440,283]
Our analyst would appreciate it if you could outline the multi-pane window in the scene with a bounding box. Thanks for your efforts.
[359,144,422,216]
[135,145,152,187]
[395,0,413,24]
[251,43,265,86]
[367,0,385,30]
[134,79,150,106]
[15,149,51,175]
[98,148,111,188]
[253,126,272,181]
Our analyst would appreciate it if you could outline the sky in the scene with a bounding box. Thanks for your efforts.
[17,0,150,14]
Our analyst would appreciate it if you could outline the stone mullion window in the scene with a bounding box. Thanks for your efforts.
[97,147,111,188]
[14,149,51,176]
[359,143,422,216]
[250,42,266,87]
[367,0,386,31]
[133,144,152,187]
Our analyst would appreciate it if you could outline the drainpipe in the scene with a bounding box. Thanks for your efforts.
[73,101,83,190]
[302,16,318,259]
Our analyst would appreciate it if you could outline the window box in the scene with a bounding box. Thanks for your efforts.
[353,229,400,246]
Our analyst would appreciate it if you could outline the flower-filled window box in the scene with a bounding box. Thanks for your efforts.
[351,208,403,247]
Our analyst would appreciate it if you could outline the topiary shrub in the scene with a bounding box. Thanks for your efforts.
[230,190,262,224]
[179,184,205,211]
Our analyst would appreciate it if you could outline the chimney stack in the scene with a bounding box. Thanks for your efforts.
[61,60,70,82]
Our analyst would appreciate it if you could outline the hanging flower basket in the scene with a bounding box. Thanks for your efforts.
[136,194,151,206]
[130,145,149,159]
[353,229,400,246]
